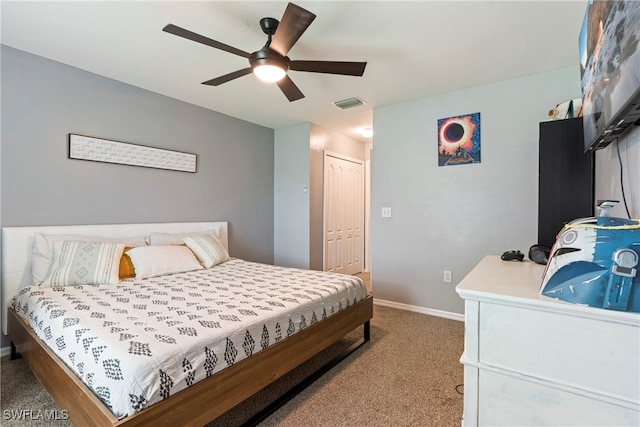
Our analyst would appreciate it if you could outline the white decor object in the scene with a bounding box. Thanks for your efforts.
[69,134,197,173]
[126,245,203,279]
[456,255,639,427]
[183,233,230,268]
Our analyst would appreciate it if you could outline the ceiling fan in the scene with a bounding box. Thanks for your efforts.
[163,2,367,102]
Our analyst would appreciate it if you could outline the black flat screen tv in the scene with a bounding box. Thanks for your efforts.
[579,0,640,152]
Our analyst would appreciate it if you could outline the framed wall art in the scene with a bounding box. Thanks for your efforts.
[68,134,197,173]
[437,112,481,166]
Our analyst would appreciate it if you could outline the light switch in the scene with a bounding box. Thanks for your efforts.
[444,270,452,283]
[381,207,392,218]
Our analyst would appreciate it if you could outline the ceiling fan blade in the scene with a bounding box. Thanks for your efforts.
[290,60,367,76]
[163,24,251,58]
[202,68,253,86]
[270,3,316,57]
[276,75,305,102]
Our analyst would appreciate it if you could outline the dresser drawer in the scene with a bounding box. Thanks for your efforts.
[477,369,640,426]
[478,301,639,404]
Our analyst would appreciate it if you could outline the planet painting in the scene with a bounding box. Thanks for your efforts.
[438,112,481,166]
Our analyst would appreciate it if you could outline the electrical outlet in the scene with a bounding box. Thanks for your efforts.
[381,207,392,218]
[443,270,452,283]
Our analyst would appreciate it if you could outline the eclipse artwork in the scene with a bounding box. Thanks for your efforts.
[437,112,481,166]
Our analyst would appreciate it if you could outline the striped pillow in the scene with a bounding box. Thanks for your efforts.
[43,241,126,287]
[183,234,230,268]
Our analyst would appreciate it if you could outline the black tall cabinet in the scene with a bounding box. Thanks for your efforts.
[538,117,594,248]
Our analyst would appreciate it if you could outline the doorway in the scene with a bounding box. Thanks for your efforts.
[323,151,364,275]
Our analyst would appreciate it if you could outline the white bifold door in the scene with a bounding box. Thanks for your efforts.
[323,152,364,275]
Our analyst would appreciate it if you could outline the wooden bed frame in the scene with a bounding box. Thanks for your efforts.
[2,222,373,426]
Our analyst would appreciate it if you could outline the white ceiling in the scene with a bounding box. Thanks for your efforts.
[1,1,587,142]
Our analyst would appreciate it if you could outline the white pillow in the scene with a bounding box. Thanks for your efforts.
[43,241,126,287]
[183,233,230,268]
[148,229,223,246]
[126,245,203,280]
[32,232,147,284]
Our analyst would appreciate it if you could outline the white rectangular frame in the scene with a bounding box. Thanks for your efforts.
[69,134,197,173]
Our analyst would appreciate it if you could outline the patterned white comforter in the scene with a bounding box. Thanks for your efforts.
[12,259,368,419]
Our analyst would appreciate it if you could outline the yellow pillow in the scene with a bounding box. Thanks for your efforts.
[119,247,136,280]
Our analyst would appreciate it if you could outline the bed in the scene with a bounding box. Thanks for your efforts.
[2,221,373,426]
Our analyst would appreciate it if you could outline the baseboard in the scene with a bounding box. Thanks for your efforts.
[1,345,11,358]
[373,298,465,322]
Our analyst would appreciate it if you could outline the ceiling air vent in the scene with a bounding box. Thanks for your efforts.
[332,97,366,110]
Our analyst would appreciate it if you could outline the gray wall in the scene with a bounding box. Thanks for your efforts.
[371,66,582,315]
[274,123,311,269]
[1,46,274,261]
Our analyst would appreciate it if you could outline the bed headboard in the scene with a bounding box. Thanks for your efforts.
[1,221,228,335]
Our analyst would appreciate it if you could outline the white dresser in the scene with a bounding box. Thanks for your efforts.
[456,255,640,426]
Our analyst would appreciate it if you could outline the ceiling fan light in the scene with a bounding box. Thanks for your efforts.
[253,64,286,83]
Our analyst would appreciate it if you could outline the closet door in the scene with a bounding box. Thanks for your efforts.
[324,152,364,274]
[538,117,594,248]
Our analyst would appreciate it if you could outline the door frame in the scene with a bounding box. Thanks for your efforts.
[322,150,365,273]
